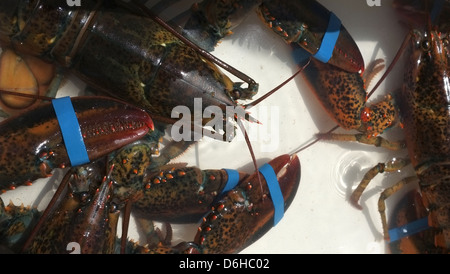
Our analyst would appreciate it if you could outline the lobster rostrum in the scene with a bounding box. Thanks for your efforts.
[182,0,364,73]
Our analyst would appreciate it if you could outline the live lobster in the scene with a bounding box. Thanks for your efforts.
[0,0,306,254]
[290,0,450,253]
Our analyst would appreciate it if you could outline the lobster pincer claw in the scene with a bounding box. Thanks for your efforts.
[193,154,301,254]
[264,154,301,214]
[0,96,154,192]
[257,0,365,73]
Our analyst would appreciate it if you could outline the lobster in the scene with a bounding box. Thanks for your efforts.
[0,151,300,254]
[290,0,450,253]
[0,0,262,140]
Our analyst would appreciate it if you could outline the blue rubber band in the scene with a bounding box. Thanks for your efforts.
[313,12,341,63]
[388,217,429,242]
[258,163,284,226]
[52,97,90,166]
[222,169,240,194]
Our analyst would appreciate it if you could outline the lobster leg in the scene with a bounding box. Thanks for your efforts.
[133,217,172,248]
[317,133,406,151]
[0,198,40,253]
[350,157,412,210]
[377,175,419,241]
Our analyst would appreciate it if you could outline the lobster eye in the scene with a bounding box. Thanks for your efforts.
[421,40,431,51]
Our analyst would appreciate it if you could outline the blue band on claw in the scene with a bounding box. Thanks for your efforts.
[52,96,90,166]
[222,169,240,194]
[259,163,284,226]
[313,12,341,63]
[388,217,429,242]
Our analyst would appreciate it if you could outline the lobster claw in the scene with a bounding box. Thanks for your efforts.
[257,0,365,73]
[263,154,301,213]
[0,96,154,192]
[193,154,301,254]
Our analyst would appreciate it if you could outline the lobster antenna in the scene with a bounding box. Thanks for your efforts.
[0,89,54,101]
[244,58,311,109]
[130,0,258,92]
[121,198,133,254]
[290,125,339,155]
[235,117,265,198]
[366,32,411,99]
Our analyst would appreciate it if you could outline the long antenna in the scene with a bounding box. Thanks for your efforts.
[0,89,53,101]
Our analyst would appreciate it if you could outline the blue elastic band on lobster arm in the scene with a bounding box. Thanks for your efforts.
[222,169,240,194]
[313,12,341,63]
[52,96,90,166]
[388,217,429,242]
[258,163,284,226]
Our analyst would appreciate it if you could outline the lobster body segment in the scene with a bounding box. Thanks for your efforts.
[398,27,450,250]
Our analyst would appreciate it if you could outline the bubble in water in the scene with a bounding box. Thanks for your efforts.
[332,151,374,198]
